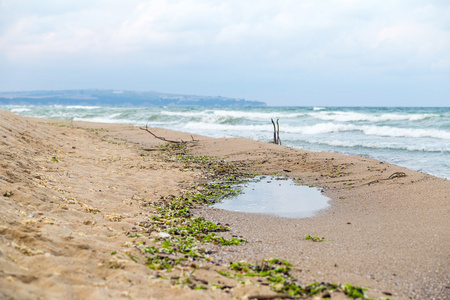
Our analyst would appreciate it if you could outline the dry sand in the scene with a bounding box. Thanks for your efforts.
[0,110,448,299]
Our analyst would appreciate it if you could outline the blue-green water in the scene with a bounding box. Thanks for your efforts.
[2,105,449,178]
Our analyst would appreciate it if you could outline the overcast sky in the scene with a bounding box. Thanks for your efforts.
[0,0,449,106]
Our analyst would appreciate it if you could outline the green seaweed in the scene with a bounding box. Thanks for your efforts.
[305,234,325,242]
[217,259,384,299]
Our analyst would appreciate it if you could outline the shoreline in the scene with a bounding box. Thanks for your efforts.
[2,105,449,180]
[1,110,448,299]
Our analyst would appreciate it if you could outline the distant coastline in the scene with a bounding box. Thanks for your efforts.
[0,89,266,107]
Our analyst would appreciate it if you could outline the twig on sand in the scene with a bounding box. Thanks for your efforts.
[248,294,296,300]
[139,124,190,144]
[190,275,209,285]
[367,172,407,186]
[387,172,407,179]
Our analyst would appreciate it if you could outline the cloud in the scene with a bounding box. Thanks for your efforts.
[0,0,449,105]
[1,0,449,72]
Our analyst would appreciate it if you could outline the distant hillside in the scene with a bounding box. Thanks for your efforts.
[0,90,266,106]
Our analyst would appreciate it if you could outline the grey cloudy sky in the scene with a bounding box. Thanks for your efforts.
[0,0,449,106]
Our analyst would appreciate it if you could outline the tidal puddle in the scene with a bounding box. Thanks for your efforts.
[212,176,330,218]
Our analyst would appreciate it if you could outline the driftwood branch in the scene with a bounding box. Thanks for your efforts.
[276,119,281,145]
[190,275,209,285]
[248,294,295,300]
[139,124,185,144]
[367,172,406,186]
[271,119,282,145]
[271,119,277,144]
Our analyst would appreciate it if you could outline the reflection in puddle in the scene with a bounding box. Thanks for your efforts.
[212,177,330,218]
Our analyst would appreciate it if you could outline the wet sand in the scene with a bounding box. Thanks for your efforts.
[0,110,448,299]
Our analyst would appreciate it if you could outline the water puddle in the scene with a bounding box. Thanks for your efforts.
[211,176,330,218]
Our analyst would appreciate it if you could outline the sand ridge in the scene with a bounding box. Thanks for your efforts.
[0,110,449,299]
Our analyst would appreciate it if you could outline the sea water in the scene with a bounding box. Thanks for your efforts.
[1,105,449,179]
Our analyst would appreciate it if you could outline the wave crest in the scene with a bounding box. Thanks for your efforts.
[311,111,437,122]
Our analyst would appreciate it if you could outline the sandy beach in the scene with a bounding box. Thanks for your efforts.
[0,110,448,299]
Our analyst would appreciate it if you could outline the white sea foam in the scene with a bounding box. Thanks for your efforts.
[280,123,450,139]
[73,117,140,125]
[281,123,357,134]
[361,125,450,139]
[161,111,210,117]
[304,139,450,153]
[11,108,31,113]
[161,110,305,120]
[181,120,450,140]
[311,111,437,122]
[66,105,101,109]
[182,122,271,132]
[109,113,122,119]
[211,110,305,119]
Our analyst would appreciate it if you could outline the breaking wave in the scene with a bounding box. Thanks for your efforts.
[311,111,438,122]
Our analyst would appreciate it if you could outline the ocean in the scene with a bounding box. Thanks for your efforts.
[2,105,449,179]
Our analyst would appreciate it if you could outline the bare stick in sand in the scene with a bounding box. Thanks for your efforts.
[271,119,282,145]
[276,119,281,145]
[271,118,277,144]
[367,171,407,186]
[248,294,294,300]
[140,124,186,144]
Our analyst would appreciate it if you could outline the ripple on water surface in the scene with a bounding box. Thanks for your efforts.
[212,176,330,218]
